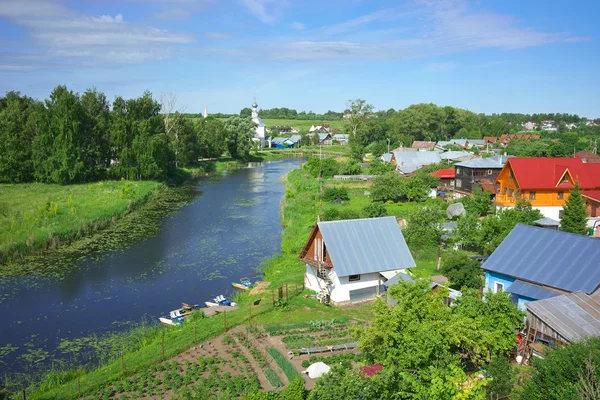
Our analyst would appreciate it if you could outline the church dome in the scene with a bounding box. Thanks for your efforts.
[252,102,258,108]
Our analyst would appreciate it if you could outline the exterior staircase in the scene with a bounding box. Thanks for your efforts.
[316,262,333,305]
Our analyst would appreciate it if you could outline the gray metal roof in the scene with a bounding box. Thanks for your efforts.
[507,280,562,300]
[440,151,472,160]
[469,140,485,145]
[318,133,330,140]
[526,292,600,343]
[393,151,441,166]
[455,157,504,168]
[384,272,415,286]
[381,153,393,163]
[318,216,416,277]
[482,224,600,294]
[332,134,348,140]
[289,135,301,143]
[534,217,560,227]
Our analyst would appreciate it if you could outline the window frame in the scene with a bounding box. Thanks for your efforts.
[558,192,564,200]
[529,191,536,200]
[494,282,504,293]
[348,274,361,282]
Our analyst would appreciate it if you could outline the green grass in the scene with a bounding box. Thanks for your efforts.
[266,347,302,381]
[0,180,162,264]
[295,145,350,153]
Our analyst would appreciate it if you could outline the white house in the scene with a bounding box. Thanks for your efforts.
[299,216,416,305]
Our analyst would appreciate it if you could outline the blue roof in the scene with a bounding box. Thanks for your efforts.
[507,280,562,300]
[384,272,415,286]
[440,151,472,160]
[455,157,504,168]
[318,216,416,277]
[482,224,600,294]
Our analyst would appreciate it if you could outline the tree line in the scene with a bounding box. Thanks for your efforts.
[0,87,258,184]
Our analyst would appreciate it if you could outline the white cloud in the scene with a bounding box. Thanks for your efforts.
[0,0,193,66]
[205,32,233,39]
[291,22,304,31]
[0,65,36,71]
[239,0,287,23]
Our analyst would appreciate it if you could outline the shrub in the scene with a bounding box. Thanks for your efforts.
[304,157,339,178]
[360,202,388,218]
[338,161,362,175]
[279,378,305,400]
[301,360,310,368]
[322,187,349,202]
[440,251,484,289]
[371,172,404,202]
[368,158,395,175]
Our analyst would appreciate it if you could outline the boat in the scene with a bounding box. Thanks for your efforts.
[205,294,231,307]
[232,282,249,291]
[159,309,185,326]
[179,302,200,316]
[240,277,252,287]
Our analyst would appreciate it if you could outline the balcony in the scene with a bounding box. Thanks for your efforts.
[496,195,517,206]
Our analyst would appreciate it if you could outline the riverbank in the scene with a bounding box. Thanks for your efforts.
[23,161,376,399]
[0,158,256,274]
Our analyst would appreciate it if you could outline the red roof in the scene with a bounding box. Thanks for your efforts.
[430,168,455,179]
[412,141,436,149]
[583,190,600,202]
[360,364,384,377]
[505,158,600,190]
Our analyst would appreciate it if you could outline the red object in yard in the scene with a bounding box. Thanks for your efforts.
[516,333,523,344]
[360,363,384,377]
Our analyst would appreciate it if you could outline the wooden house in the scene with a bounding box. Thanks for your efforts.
[453,156,509,198]
[430,168,455,192]
[299,216,415,305]
[574,150,600,163]
[495,157,600,221]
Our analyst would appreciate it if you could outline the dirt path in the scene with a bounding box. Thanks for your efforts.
[249,281,270,296]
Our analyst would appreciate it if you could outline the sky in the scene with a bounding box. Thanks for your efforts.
[0,0,599,117]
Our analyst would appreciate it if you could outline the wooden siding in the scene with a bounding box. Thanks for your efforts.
[527,310,569,345]
[454,166,501,195]
[301,226,334,268]
[496,163,571,207]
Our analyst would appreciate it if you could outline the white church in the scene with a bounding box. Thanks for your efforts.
[250,97,269,148]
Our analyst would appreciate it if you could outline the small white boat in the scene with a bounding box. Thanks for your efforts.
[205,294,230,307]
[205,301,220,307]
[159,309,185,326]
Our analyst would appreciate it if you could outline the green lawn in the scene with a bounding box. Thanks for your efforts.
[0,180,162,264]
[261,119,344,131]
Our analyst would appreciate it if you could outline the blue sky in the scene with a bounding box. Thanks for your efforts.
[0,0,599,117]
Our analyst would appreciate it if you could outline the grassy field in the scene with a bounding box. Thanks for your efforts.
[0,180,162,264]
[261,119,344,131]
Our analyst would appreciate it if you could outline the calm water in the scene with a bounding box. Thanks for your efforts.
[0,159,301,375]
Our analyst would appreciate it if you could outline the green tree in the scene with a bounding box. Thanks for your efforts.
[239,107,251,118]
[172,116,198,167]
[304,157,339,178]
[80,88,110,177]
[361,202,388,218]
[519,337,600,400]
[197,117,226,159]
[440,251,483,289]
[0,91,41,183]
[371,172,404,202]
[404,174,438,202]
[460,186,493,217]
[338,160,362,175]
[485,356,516,399]
[311,131,320,145]
[368,158,395,175]
[223,116,255,160]
[403,205,445,250]
[33,85,88,183]
[344,99,374,144]
[561,182,588,235]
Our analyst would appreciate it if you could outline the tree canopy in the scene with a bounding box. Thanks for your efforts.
[561,182,588,235]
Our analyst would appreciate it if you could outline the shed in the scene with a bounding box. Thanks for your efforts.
[534,217,560,230]
[526,292,600,345]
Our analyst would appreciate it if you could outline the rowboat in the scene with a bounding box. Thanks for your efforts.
[232,282,249,291]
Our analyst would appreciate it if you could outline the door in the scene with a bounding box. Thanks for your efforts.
[349,286,377,303]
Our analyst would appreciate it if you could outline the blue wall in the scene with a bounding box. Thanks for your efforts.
[485,271,536,311]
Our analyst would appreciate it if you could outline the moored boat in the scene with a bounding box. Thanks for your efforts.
[205,294,230,307]
[232,282,249,290]
[159,309,185,326]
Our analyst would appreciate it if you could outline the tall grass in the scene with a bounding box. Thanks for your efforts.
[0,180,161,265]
[266,347,302,381]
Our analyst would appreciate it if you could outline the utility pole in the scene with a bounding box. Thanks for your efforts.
[387,138,390,153]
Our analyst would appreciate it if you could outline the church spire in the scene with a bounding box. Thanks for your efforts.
[203,106,208,119]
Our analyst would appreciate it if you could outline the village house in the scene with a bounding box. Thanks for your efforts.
[494,157,600,221]
[299,216,415,305]
[482,224,600,311]
[453,156,510,198]
[574,150,600,163]
[391,151,441,175]
[439,151,474,163]
[314,133,332,145]
[521,121,537,130]
[430,168,455,193]
[331,133,349,144]
[309,124,330,133]
[411,141,436,151]
[491,134,541,147]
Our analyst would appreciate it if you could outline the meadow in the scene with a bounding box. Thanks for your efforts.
[0,180,162,265]
[261,119,344,131]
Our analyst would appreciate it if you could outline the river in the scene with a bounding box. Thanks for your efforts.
[0,159,302,376]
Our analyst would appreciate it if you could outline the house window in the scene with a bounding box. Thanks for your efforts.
[508,189,514,197]
[349,274,361,282]
[322,243,327,262]
[456,179,462,188]
[529,192,536,200]
[495,282,504,293]
[558,192,564,200]
[509,170,514,179]
[488,170,493,175]
[503,187,507,195]
[456,168,461,175]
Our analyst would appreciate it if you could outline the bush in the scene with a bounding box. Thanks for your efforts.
[304,157,339,178]
[403,205,444,250]
[368,158,395,175]
[301,360,310,368]
[440,251,483,289]
[485,356,516,399]
[322,187,350,202]
[360,202,388,218]
[338,161,362,175]
[321,208,340,221]
[279,378,305,400]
